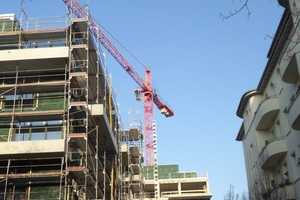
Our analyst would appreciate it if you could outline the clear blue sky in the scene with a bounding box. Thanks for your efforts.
[1,0,284,199]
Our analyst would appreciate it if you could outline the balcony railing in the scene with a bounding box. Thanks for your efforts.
[259,136,287,168]
[254,96,279,130]
[0,125,64,142]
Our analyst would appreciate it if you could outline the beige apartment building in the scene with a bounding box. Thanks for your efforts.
[236,0,300,199]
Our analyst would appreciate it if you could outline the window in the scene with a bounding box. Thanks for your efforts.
[14,122,30,141]
[1,94,36,110]
[13,120,63,141]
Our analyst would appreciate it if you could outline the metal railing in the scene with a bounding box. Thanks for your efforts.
[0,126,64,142]
[20,16,67,31]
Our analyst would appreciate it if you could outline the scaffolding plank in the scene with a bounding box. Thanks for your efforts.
[69,101,87,107]
[0,110,64,121]
[0,81,65,94]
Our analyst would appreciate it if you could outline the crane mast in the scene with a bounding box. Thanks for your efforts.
[144,69,155,165]
[63,0,174,166]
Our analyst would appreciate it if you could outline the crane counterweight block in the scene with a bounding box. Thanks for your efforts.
[159,106,174,117]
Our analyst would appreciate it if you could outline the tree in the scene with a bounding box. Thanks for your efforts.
[241,192,249,200]
[223,176,292,200]
[224,185,244,200]
[249,169,291,200]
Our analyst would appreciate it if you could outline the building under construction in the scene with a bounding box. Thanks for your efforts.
[0,2,212,200]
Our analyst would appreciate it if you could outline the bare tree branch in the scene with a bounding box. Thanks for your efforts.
[224,185,242,200]
[220,0,251,21]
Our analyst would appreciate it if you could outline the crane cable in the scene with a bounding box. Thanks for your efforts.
[89,14,147,70]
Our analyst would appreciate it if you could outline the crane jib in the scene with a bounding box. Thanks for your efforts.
[63,0,174,118]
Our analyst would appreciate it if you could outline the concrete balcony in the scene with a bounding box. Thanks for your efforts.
[254,97,279,130]
[0,47,68,74]
[282,54,300,84]
[289,93,300,130]
[88,104,118,154]
[259,137,287,168]
[144,177,212,200]
[0,139,65,159]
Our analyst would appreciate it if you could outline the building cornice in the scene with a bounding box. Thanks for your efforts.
[258,8,292,91]
[236,5,292,119]
[236,124,245,141]
[278,0,289,8]
[236,89,259,118]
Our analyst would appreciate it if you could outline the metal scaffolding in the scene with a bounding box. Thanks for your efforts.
[119,109,145,200]
[0,3,122,199]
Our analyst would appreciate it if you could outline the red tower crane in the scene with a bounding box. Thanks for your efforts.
[63,0,174,166]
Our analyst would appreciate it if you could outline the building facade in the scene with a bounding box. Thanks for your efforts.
[120,111,212,200]
[0,11,123,199]
[143,164,212,200]
[236,0,300,199]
